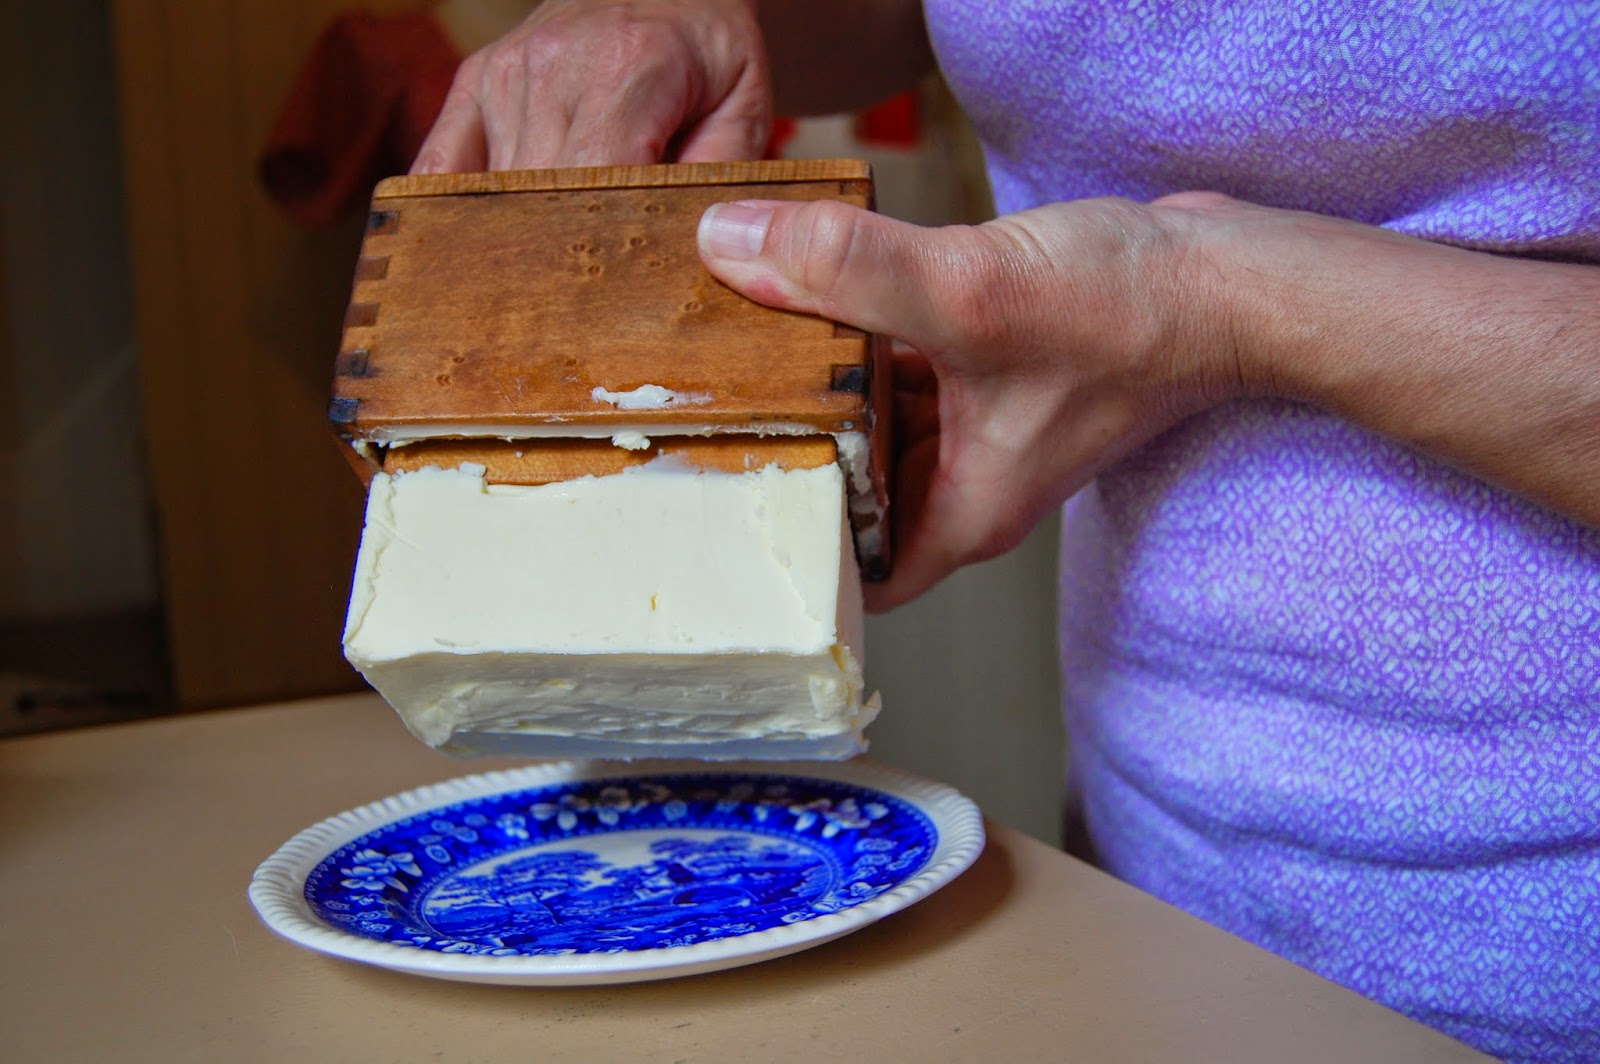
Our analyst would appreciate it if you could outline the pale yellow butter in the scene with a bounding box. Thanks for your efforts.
[343,460,878,759]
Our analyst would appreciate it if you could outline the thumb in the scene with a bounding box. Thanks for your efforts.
[696,199,967,350]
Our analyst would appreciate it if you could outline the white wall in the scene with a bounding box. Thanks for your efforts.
[867,519,1065,845]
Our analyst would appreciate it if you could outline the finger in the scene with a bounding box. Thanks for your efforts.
[867,439,1040,612]
[674,94,770,163]
[865,451,978,613]
[552,106,675,167]
[498,96,581,169]
[697,199,977,354]
[476,63,537,170]
[548,77,693,166]
[674,113,768,163]
[471,48,596,170]
[411,88,488,174]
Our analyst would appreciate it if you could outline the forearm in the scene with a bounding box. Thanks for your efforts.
[756,0,934,116]
[1221,210,1600,527]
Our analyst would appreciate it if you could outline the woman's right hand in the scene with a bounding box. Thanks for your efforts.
[411,0,772,173]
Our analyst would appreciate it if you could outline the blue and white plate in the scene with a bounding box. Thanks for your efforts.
[249,760,984,985]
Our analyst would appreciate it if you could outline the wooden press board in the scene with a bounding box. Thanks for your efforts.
[330,159,891,575]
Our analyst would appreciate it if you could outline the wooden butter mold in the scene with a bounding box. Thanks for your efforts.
[330,159,891,578]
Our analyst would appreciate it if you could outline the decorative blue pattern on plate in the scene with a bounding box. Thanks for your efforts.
[251,761,984,985]
[307,774,933,956]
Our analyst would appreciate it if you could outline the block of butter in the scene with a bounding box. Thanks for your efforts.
[342,458,880,759]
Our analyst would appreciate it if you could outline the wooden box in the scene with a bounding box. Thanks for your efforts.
[330,159,891,577]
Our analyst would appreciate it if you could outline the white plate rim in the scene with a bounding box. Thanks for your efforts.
[249,758,985,985]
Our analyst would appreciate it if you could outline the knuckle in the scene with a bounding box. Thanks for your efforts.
[410,147,444,173]
[435,81,479,121]
[479,42,538,96]
[584,10,680,72]
[788,200,866,307]
[450,51,485,86]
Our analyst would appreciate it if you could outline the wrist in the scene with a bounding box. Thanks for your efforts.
[1208,206,1451,420]
[1156,196,1383,411]
[1142,195,1261,414]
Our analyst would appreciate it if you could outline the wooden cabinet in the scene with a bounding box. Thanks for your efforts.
[110,0,421,706]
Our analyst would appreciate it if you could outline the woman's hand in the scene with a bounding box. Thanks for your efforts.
[697,195,1249,610]
[697,193,1600,610]
[412,0,771,173]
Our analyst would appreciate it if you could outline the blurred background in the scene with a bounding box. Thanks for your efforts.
[0,0,1063,843]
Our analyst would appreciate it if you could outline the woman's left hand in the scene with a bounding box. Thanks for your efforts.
[697,194,1246,610]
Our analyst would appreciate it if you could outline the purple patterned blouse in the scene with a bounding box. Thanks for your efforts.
[924,3,1600,1060]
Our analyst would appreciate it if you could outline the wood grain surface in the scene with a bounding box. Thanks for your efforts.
[333,161,875,437]
[381,435,838,485]
[374,158,872,197]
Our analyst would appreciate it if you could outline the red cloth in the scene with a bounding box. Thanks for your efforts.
[768,116,798,156]
[259,10,458,228]
[854,91,920,148]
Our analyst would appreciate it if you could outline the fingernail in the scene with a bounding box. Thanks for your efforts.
[698,201,772,261]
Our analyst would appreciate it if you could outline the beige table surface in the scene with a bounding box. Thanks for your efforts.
[1,693,1486,1063]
